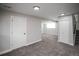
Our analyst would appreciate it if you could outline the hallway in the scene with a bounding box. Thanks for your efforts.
[2,34,79,56]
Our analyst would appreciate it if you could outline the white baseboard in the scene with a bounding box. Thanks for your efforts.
[0,39,42,55]
[26,39,42,46]
[58,40,74,46]
[0,46,25,55]
[0,49,13,55]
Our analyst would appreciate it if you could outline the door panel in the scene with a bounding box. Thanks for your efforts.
[10,15,26,49]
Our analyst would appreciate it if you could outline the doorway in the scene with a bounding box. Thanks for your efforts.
[10,15,27,49]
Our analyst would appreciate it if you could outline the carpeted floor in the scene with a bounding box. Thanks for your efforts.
[1,34,79,56]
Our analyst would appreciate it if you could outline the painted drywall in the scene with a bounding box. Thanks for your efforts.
[74,14,79,30]
[41,20,58,35]
[0,10,10,53]
[27,16,41,45]
[0,9,42,54]
[58,16,74,46]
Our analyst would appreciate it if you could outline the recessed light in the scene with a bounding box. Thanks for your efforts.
[61,14,64,16]
[33,6,40,11]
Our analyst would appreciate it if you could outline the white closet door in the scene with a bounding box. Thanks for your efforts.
[10,15,27,49]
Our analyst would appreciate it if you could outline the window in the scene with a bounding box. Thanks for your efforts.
[46,22,56,28]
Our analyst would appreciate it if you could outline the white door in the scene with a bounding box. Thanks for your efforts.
[10,15,27,49]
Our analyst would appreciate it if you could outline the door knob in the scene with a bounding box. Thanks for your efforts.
[24,33,26,35]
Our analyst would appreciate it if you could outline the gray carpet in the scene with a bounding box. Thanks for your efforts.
[1,34,79,56]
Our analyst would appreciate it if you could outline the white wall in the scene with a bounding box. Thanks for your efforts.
[27,16,41,45]
[58,16,74,46]
[0,9,42,54]
[0,10,10,53]
[41,20,58,35]
[74,14,79,30]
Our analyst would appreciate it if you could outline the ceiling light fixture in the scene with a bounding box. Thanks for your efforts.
[61,14,64,16]
[33,6,40,11]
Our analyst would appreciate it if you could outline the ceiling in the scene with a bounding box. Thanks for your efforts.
[0,3,79,21]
